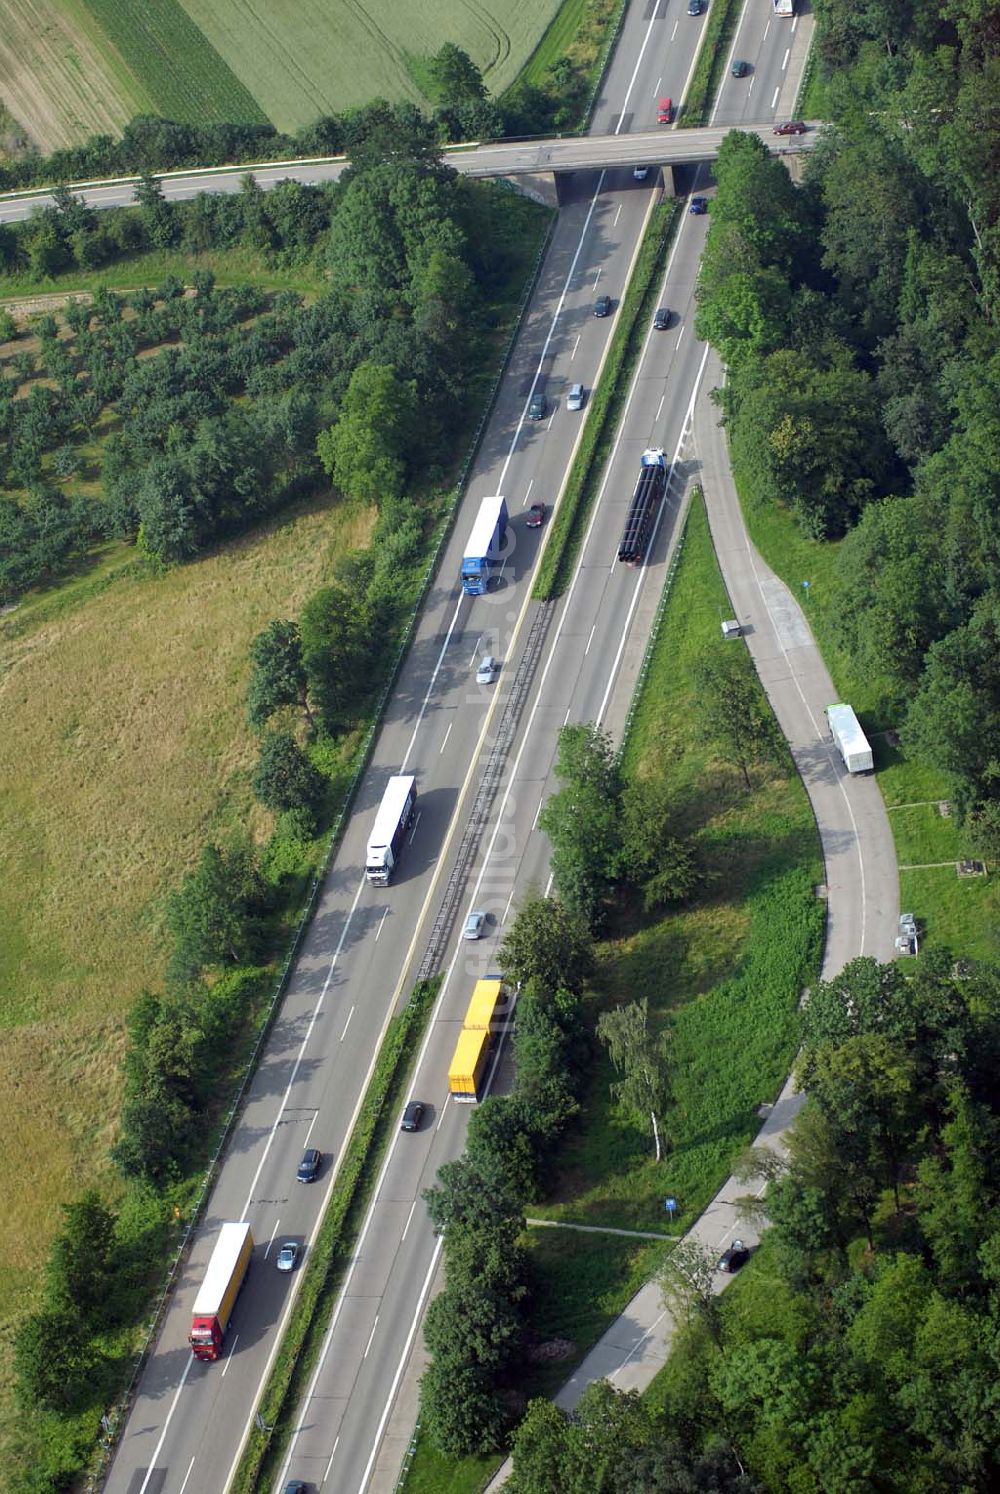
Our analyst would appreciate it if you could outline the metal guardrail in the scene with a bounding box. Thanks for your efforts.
[88,208,557,1494]
[418,599,556,980]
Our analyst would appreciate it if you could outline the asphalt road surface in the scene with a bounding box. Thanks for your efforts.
[98,3,819,1492]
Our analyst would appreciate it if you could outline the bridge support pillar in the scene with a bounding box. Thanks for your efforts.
[498,172,561,209]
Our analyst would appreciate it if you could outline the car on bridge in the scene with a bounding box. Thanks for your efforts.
[774,120,807,135]
[657,96,673,123]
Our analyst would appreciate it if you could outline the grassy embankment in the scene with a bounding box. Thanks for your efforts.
[0,246,329,302]
[403,493,824,1490]
[737,495,999,963]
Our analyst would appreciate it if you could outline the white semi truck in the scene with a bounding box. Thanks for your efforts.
[366,774,416,885]
[826,704,874,774]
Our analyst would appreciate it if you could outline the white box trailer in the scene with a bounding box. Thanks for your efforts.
[826,704,873,774]
[366,774,416,885]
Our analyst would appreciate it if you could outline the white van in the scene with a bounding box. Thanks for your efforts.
[567,383,585,411]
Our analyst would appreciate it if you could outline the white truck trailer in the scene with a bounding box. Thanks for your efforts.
[365,774,416,885]
[826,704,874,774]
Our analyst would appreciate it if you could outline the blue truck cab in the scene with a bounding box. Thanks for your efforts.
[461,495,509,595]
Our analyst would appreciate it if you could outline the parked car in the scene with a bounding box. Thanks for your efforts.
[463,910,486,940]
[475,655,497,685]
[657,96,673,124]
[632,164,649,181]
[773,120,807,135]
[276,1241,299,1272]
[731,58,748,77]
[401,1100,425,1132]
[594,294,612,317]
[567,383,585,412]
[526,502,546,527]
[653,307,671,330]
[689,196,708,214]
[717,1239,751,1273]
[296,1147,321,1183]
[528,389,546,420]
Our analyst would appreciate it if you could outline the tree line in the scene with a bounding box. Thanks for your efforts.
[0,105,535,603]
[504,952,1000,1492]
[695,0,1000,845]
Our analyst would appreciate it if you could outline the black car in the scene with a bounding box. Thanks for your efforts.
[283,1482,307,1494]
[689,196,708,215]
[594,294,612,317]
[401,1100,425,1132]
[653,307,671,330]
[296,1147,321,1182]
[528,389,546,420]
[731,58,748,77]
[717,1238,751,1273]
[688,0,703,13]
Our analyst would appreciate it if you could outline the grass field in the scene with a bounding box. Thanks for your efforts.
[0,0,150,151]
[0,244,329,303]
[0,495,374,1310]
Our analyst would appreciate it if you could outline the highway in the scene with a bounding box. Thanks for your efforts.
[97,4,817,1493]
[0,129,819,224]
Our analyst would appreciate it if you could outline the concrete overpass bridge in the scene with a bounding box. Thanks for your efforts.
[0,123,819,224]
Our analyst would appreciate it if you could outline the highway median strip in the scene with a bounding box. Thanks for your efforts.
[231,975,440,1494]
[533,197,680,600]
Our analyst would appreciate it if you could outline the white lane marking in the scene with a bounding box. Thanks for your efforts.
[502,886,516,924]
[265,1220,280,1259]
[304,1109,319,1145]
[324,1436,340,1483]
[357,1241,443,1492]
[532,795,544,831]
[792,12,798,30]
[340,1006,355,1042]
[595,344,712,727]
[221,1336,239,1377]
[563,707,572,725]
[654,75,662,93]
[614,203,622,226]
[571,334,581,360]
[771,84,780,109]
[656,394,665,421]
[408,811,421,844]
[675,324,685,350]
[782,47,790,70]
[375,907,389,942]
[240,868,367,1220]
[399,593,464,774]
[439,720,453,755]
[671,20,678,39]
[178,1457,196,1494]
[523,477,534,505]
[764,18,771,39]
[613,2,666,137]
[593,266,603,287]
[469,635,482,666]
[436,1094,451,1131]
[585,624,597,657]
[400,1200,418,1243]
[363,1316,379,1359]
[544,869,555,897]
[748,76,754,96]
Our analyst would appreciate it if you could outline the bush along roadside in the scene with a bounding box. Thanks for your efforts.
[232,977,439,1494]
[533,198,679,600]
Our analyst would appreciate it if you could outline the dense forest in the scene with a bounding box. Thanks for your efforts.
[695,0,1000,848]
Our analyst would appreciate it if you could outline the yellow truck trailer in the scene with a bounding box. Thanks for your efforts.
[448,1026,492,1103]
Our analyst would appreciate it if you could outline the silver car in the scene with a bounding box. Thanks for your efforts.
[463,911,486,940]
[476,655,498,684]
[567,383,585,411]
[276,1241,299,1272]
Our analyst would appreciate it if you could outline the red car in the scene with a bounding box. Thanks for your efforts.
[773,120,807,135]
[526,503,546,528]
[657,97,673,124]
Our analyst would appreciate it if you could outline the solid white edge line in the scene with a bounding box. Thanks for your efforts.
[135,1355,194,1494]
